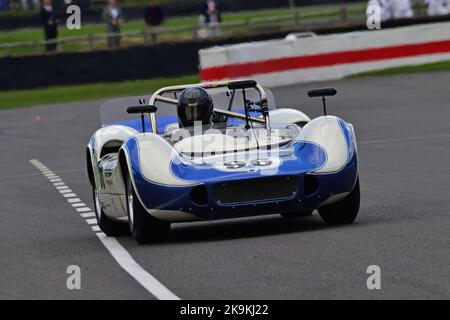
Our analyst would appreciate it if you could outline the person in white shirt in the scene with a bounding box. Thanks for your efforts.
[425,0,449,16]
[367,0,393,22]
[391,0,414,18]
[102,0,123,49]
[201,0,222,37]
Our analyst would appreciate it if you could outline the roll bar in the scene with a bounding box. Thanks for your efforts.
[146,80,269,134]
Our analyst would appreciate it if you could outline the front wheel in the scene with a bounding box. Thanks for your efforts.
[125,173,170,244]
[318,177,360,225]
[93,189,130,236]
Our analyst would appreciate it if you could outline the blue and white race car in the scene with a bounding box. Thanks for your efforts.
[86,80,359,244]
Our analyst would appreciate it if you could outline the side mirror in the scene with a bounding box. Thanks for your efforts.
[307,88,337,116]
[127,105,157,114]
[307,88,337,98]
[228,80,257,90]
[127,105,157,133]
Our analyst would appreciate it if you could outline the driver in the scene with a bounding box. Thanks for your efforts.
[177,87,214,128]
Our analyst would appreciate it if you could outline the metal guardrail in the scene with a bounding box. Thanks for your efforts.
[0,4,436,57]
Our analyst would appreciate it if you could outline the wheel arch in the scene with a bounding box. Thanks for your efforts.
[300,116,357,174]
[118,147,130,188]
[269,108,311,127]
[85,145,95,187]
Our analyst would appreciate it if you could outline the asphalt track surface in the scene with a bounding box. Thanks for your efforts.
[1,72,449,300]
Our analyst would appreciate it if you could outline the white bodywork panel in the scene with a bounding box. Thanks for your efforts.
[267,108,311,125]
[91,125,138,162]
[300,116,349,174]
[135,134,198,187]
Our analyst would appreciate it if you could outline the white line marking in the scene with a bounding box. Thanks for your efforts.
[0,168,85,182]
[96,233,180,300]
[63,193,77,198]
[76,207,91,212]
[50,179,62,183]
[53,182,65,186]
[86,219,97,225]
[72,202,87,208]
[29,159,180,300]
[56,186,69,190]
[80,212,96,218]
[359,133,450,145]
[59,189,73,194]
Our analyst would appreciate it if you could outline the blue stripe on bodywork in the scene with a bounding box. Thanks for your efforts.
[124,137,194,210]
[111,115,177,134]
[169,141,327,183]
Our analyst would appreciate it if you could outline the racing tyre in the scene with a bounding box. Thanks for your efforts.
[318,177,360,225]
[125,173,170,244]
[93,189,130,236]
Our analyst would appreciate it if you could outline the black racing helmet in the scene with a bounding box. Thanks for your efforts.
[177,87,213,128]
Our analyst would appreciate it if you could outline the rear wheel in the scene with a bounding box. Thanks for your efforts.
[318,177,360,225]
[125,172,170,244]
[93,189,129,236]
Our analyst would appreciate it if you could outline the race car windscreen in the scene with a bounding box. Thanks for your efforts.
[99,86,276,126]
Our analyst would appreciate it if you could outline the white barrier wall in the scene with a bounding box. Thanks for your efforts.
[199,22,450,87]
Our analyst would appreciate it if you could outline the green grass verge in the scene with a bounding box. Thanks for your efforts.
[0,2,366,44]
[3,59,448,110]
[0,74,199,110]
[350,60,450,78]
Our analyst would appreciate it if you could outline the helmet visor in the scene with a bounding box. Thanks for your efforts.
[184,103,202,121]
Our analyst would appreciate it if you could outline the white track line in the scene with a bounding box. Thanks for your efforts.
[86,218,97,225]
[81,212,96,218]
[72,202,87,208]
[62,193,77,198]
[29,159,180,300]
[67,198,81,203]
[359,133,450,145]
[0,168,84,181]
[76,207,91,212]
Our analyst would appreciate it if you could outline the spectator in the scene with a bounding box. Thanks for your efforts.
[201,0,221,37]
[425,0,449,16]
[366,0,393,22]
[0,0,9,10]
[23,0,40,9]
[144,0,164,42]
[102,0,123,49]
[40,0,58,52]
[391,0,413,18]
[21,0,28,10]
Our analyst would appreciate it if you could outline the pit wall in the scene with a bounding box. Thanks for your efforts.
[199,22,450,87]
